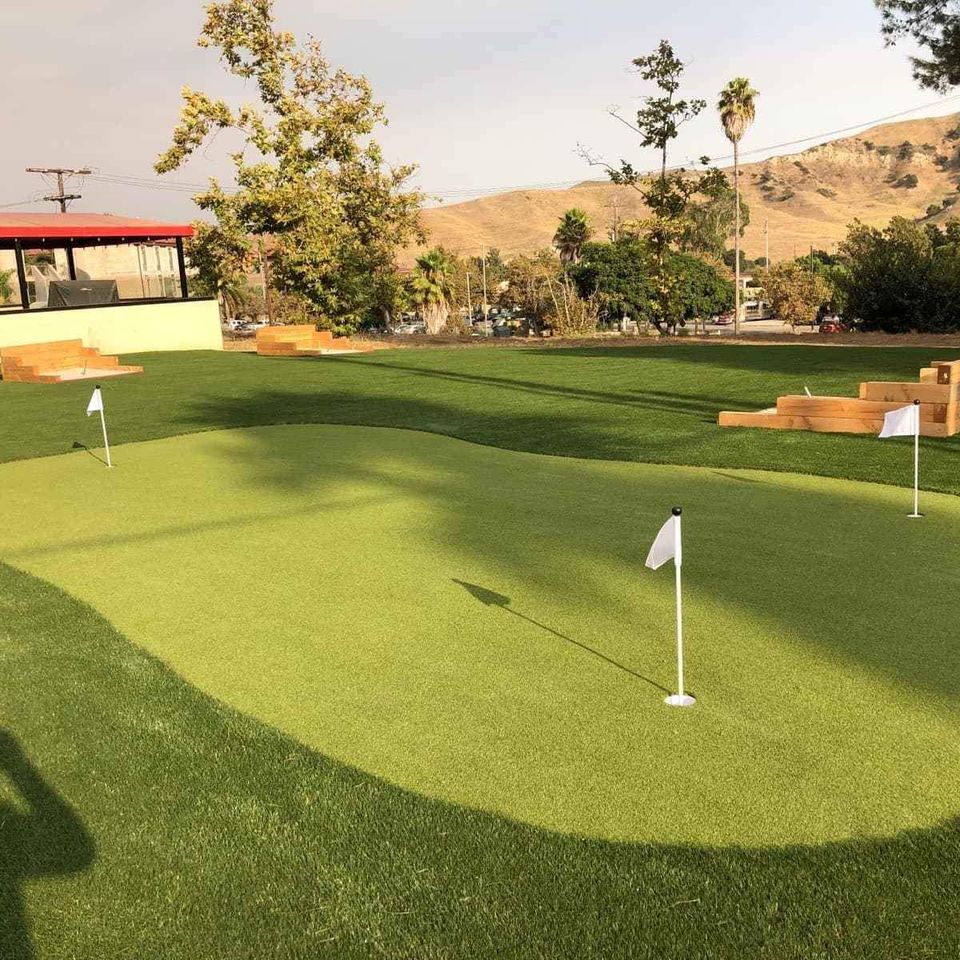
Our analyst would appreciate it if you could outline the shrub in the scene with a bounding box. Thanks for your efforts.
[764,262,832,328]
[895,174,919,189]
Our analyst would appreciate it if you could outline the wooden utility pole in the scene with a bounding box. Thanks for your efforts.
[764,219,769,266]
[607,196,622,242]
[25,167,91,212]
[481,245,489,321]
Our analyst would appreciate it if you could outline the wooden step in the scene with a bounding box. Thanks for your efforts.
[777,395,948,423]
[858,381,959,403]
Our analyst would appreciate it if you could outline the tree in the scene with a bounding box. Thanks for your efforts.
[155,0,423,335]
[763,262,831,328]
[680,170,749,259]
[669,252,735,331]
[553,209,592,265]
[501,250,561,334]
[582,41,739,336]
[877,1,960,90]
[718,77,759,335]
[571,240,732,334]
[570,240,655,325]
[409,249,454,334]
[834,216,960,332]
[544,275,600,337]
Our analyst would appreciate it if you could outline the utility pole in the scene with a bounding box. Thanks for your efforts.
[481,245,489,323]
[25,167,91,212]
[466,266,473,320]
[764,219,769,267]
[607,196,622,242]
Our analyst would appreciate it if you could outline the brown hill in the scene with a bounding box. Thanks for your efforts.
[414,112,960,263]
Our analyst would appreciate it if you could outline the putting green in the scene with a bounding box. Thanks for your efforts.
[0,424,958,848]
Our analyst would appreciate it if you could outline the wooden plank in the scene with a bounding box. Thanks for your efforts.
[859,381,958,403]
[920,367,939,383]
[719,409,952,437]
[776,395,943,421]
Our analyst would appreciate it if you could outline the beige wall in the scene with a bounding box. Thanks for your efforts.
[0,299,222,354]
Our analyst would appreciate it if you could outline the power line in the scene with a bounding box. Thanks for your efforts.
[26,91,960,210]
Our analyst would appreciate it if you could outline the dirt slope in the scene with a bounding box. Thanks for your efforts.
[414,112,960,263]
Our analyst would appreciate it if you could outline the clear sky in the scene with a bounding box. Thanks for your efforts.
[0,0,954,220]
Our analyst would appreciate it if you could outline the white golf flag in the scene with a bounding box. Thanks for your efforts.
[645,515,680,570]
[879,403,919,439]
[86,387,103,416]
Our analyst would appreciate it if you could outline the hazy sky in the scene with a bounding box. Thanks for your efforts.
[0,0,954,221]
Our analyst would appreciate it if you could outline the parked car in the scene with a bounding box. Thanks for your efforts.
[394,321,426,335]
[713,312,735,326]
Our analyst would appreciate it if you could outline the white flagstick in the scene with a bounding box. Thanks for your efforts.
[86,385,112,468]
[664,507,695,708]
[909,399,921,519]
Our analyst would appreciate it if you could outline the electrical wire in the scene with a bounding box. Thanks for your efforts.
[12,92,960,209]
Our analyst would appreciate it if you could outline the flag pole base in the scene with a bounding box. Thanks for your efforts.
[907,512,923,519]
[665,694,696,708]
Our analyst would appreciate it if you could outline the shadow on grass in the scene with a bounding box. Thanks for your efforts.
[0,730,94,960]
[453,579,671,694]
[5,558,960,958]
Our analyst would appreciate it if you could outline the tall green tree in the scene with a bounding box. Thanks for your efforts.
[155,0,423,334]
[553,209,592,265]
[571,239,732,334]
[409,249,454,334]
[584,41,730,334]
[718,77,759,335]
[876,0,960,90]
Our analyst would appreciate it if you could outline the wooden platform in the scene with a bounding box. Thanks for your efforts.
[256,325,388,357]
[718,360,960,438]
[0,340,143,383]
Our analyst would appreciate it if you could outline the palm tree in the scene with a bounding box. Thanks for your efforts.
[553,209,592,265]
[718,77,759,335]
[410,249,453,334]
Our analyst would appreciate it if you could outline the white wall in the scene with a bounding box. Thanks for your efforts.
[0,299,222,354]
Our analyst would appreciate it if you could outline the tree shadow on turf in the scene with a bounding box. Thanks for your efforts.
[453,579,671,695]
[0,730,94,960]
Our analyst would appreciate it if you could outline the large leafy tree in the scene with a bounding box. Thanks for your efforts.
[553,209,592,265]
[571,239,732,333]
[835,217,960,332]
[155,0,423,334]
[718,77,759,334]
[877,1,960,90]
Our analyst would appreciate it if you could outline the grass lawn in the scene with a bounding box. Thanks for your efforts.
[0,344,959,958]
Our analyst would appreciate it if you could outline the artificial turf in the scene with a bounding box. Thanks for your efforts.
[0,343,958,492]
[0,343,958,958]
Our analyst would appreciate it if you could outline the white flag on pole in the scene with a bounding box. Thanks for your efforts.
[645,515,680,570]
[84,384,112,468]
[86,387,103,416]
[646,507,695,708]
[878,403,919,439]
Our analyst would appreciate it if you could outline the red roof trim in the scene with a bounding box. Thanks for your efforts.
[0,213,193,241]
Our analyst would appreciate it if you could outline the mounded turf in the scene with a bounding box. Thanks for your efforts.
[1,424,958,852]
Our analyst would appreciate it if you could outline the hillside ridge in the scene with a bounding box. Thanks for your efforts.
[415,112,960,263]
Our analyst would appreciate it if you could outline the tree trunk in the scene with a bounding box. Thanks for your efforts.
[734,139,741,337]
